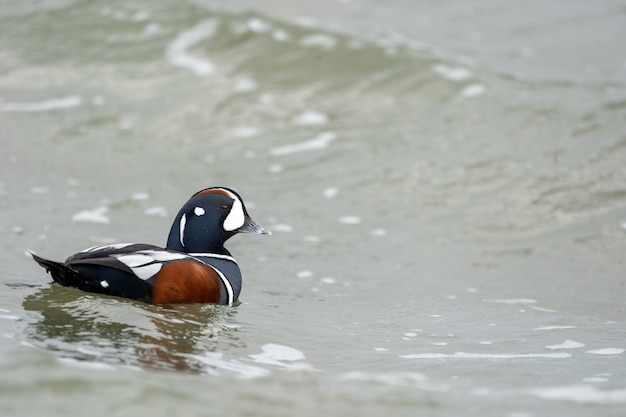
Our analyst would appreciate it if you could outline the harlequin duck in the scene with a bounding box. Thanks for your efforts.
[30,187,270,305]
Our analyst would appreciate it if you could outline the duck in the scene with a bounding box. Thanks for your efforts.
[30,187,270,305]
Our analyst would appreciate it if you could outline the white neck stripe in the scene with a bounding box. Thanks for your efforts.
[207,264,233,305]
[189,253,237,264]
[179,214,187,248]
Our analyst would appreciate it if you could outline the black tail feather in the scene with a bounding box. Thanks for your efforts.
[30,252,86,288]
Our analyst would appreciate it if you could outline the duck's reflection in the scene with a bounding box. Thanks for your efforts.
[23,285,240,373]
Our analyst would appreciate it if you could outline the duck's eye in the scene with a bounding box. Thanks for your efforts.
[218,204,229,211]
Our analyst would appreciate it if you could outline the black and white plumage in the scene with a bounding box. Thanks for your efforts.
[31,187,270,305]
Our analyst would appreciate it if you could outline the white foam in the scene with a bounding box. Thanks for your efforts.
[583,377,609,383]
[145,206,168,216]
[400,352,572,359]
[71,206,110,224]
[272,29,290,42]
[323,187,339,198]
[246,18,271,33]
[339,216,361,224]
[231,126,260,138]
[270,223,293,232]
[533,325,577,331]
[259,93,274,104]
[270,132,337,155]
[77,346,104,357]
[483,298,537,304]
[293,16,317,27]
[143,22,162,37]
[249,344,310,371]
[432,64,472,82]
[586,348,625,355]
[461,84,486,98]
[320,277,336,284]
[0,95,82,112]
[31,186,48,194]
[0,314,20,321]
[339,371,447,391]
[268,164,284,173]
[529,305,558,313]
[292,110,328,126]
[58,357,115,370]
[233,78,258,93]
[528,384,626,405]
[297,270,313,278]
[191,352,270,379]
[300,34,337,50]
[132,11,150,22]
[370,228,387,236]
[546,340,585,350]
[166,19,218,76]
[131,192,149,201]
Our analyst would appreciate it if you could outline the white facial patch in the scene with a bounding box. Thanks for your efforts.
[194,206,205,216]
[179,213,187,247]
[223,196,245,231]
[100,280,109,288]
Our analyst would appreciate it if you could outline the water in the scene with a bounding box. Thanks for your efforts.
[1,1,626,415]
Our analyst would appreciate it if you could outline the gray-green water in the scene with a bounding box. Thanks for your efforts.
[1,1,625,415]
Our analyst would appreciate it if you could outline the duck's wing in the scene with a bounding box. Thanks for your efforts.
[31,245,227,304]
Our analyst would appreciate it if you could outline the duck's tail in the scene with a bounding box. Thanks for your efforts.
[29,252,83,288]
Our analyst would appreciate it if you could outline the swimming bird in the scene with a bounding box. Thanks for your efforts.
[31,187,269,304]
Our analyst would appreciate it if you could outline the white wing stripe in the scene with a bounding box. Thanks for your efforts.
[137,250,189,262]
[132,263,163,280]
[81,243,135,253]
[116,254,154,267]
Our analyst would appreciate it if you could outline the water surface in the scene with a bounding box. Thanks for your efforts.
[1,1,625,416]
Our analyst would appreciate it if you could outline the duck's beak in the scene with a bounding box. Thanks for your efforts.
[237,215,271,235]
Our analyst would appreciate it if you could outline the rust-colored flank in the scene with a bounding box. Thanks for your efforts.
[151,261,221,304]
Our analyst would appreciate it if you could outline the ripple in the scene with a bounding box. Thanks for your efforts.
[270,132,337,156]
[586,348,625,355]
[71,206,110,224]
[528,384,626,405]
[0,95,81,112]
[546,340,585,350]
[166,19,219,76]
[401,352,572,359]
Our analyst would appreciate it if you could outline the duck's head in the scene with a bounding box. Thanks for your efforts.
[166,187,270,254]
